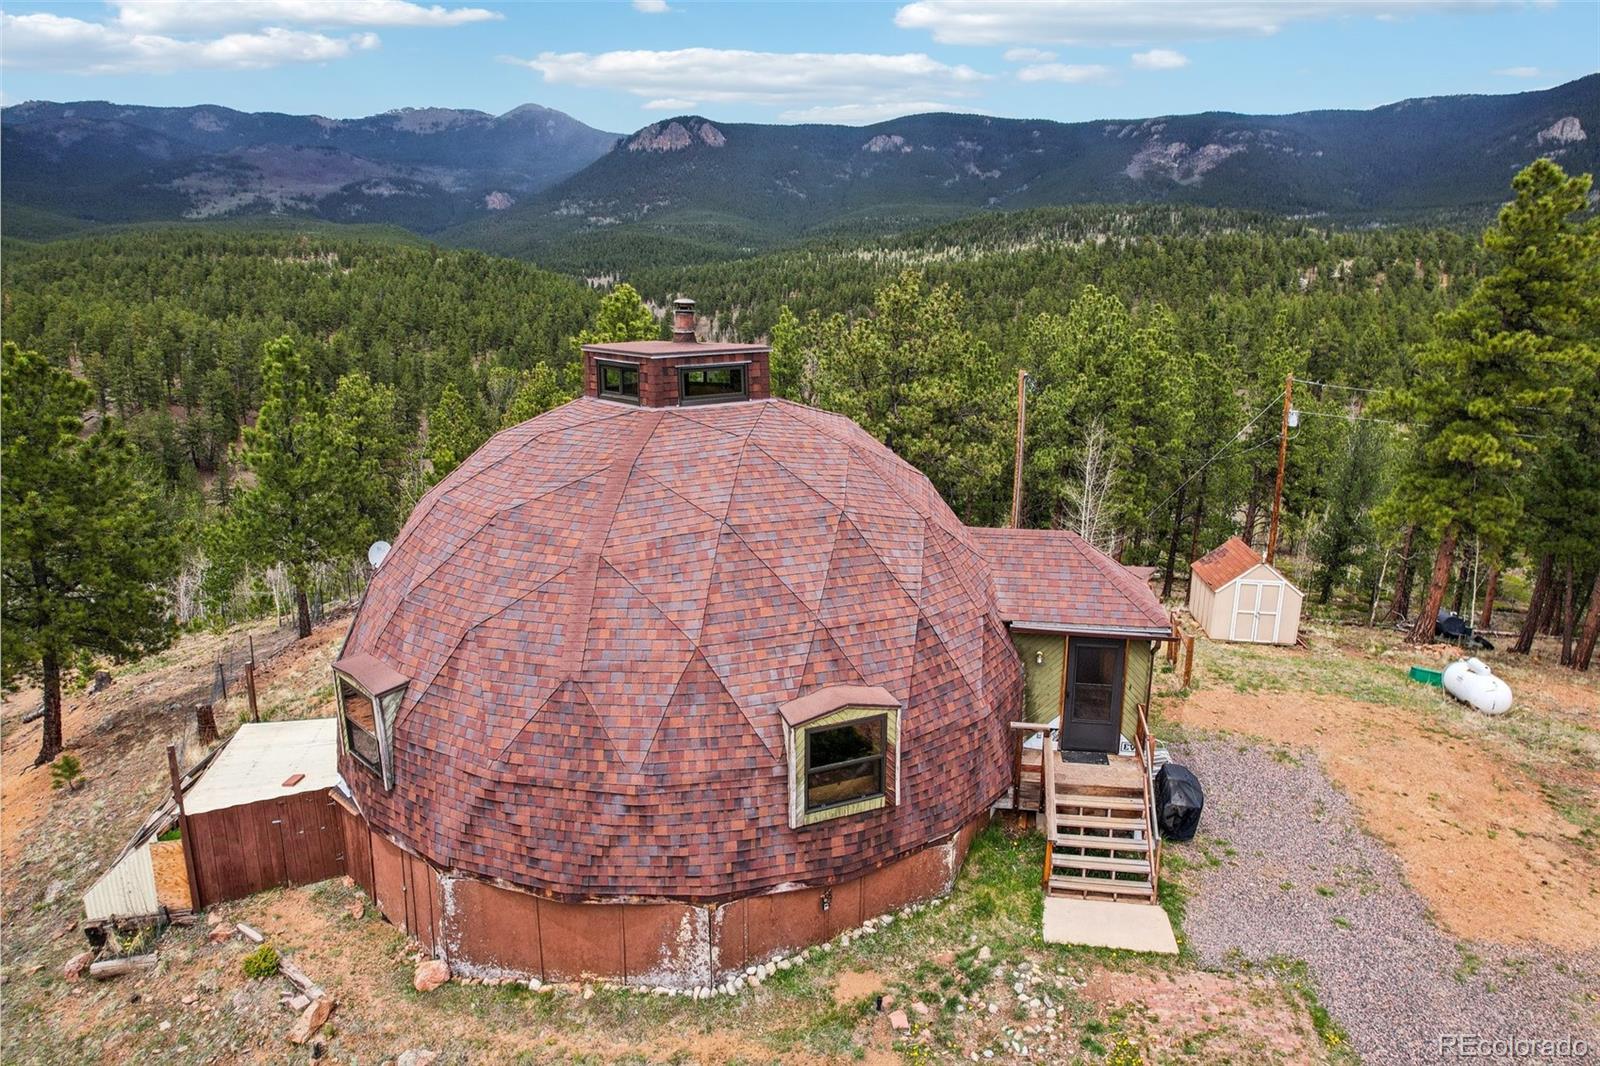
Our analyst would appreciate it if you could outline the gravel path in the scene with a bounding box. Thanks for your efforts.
[1170,737,1600,1064]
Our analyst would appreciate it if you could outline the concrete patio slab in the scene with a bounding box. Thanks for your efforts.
[1042,897,1179,954]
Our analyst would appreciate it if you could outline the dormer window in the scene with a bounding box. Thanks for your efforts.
[678,363,747,406]
[333,654,408,790]
[781,684,901,828]
[598,360,641,404]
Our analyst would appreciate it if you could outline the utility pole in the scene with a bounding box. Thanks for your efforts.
[1266,372,1293,564]
[1010,369,1027,529]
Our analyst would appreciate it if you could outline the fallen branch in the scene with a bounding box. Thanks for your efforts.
[235,922,265,944]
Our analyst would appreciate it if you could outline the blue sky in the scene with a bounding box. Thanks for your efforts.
[2,1,1596,130]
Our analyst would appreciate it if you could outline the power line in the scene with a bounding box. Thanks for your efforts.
[1142,388,1285,521]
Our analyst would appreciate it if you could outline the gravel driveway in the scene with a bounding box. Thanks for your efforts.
[1170,737,1600,1064]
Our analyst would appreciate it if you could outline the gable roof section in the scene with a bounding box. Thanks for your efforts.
[1191,536,1269,590]
[966,527,1170,636]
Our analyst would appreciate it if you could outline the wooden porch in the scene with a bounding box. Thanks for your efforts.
[1004,704,1165,907]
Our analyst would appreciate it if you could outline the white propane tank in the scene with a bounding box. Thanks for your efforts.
[1441,657,1513,715]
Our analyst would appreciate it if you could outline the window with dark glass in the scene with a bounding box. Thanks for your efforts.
[340,678,381,772]
[598,361,640,403]
[804,716,886,812]
[677,364,746,405]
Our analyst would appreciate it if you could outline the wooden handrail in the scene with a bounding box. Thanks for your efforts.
[1041,727,1057,843]
[1134,702,1160,902]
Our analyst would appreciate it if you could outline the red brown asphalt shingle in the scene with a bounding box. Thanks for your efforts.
[1191,535,1266,590]
[966,527,1171,635]
[343,397,1021,901]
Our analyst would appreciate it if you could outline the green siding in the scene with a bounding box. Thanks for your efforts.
[1015,633,1065,724]
[791,705,899,827]
[1122,640,1154,741]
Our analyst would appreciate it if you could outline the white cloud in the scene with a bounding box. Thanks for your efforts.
[0,12,379,74]
[1131,48,1189,70]
[779,100,988,124]
[632,0,673,12]
[1016,62,1114,84]
[895,1,1496,46]
[643,97,698,111]
[508,47,989,117]
[1493,65,1543,77]
[1002,47,1056,63]
[110,1,500,32]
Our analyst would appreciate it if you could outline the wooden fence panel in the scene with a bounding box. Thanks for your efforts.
[189,789,344,908]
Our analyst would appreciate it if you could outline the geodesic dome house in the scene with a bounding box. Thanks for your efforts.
[329,302,1025,986]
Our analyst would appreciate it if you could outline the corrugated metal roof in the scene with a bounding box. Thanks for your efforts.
[183,719,339,815]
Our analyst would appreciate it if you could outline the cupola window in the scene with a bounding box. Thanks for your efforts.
[677,363,747,406]
[598,360,641,403]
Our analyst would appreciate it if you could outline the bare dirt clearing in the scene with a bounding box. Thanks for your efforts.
[1167,626,1600,947]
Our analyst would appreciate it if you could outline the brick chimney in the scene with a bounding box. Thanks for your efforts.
[671,298,697,343]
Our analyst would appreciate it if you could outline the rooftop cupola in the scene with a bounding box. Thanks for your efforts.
[581,297,771,408]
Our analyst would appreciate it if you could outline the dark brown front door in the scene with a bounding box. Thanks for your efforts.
[1061,639,1124,753]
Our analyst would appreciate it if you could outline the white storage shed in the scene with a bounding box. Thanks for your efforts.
[1187,536,1304,645]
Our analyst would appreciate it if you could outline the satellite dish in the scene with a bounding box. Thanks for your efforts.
[367,540,392,568]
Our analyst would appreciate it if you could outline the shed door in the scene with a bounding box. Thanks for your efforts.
[1231,581,1281,642]
[1256,582,1282,642]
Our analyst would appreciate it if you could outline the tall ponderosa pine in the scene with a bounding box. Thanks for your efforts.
[812,270,1009,524]
[1385,161,1596,645]
[2,342,180,765]
[212,337,369,638]
[425,383,487,485]
[500,363,573,429]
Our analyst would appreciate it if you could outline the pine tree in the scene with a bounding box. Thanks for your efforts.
[500,364,573,429]
[2,342,180,765]
[1385,161,1596,644]
[572,282,658,351]
[424,383,487,485]
[211,336,349,639]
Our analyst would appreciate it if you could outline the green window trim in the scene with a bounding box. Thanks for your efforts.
[787,704,900,828]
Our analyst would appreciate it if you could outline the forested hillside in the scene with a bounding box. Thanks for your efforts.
[1,231,598,494]
[1,100,619,234]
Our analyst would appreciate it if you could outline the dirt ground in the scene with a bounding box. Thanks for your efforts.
[1166,627,1600,948]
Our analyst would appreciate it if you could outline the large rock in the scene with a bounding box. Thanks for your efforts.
[412,960,450,993]
[397,1051,439,1066]
[285,996,334,1044]
[62,951,94,981]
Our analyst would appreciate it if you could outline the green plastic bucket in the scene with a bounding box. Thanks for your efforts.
[1408,666,1443,687]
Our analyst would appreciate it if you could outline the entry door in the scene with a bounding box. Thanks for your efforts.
[1061,639,1124,753]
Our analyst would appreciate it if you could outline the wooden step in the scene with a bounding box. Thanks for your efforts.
[1053,832,1150,852]
[1055,813,1146,831]
[1052,855,1151,876]
[1048,874,1154,897]
[1054,793,1144,811]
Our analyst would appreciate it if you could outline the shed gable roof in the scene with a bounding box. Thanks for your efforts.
[1192,536,1271,589]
